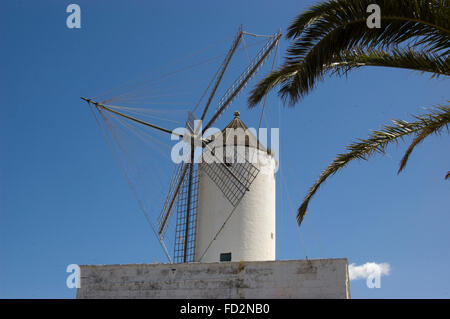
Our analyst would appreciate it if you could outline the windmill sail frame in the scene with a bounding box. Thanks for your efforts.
[173,162,199,263]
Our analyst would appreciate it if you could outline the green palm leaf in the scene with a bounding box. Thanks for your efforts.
[331,48,450,77]
[249,47,449,107]
[297,105,450,226]
[286,0,449,52]
[398,127,434,174]
[248,0,450,106]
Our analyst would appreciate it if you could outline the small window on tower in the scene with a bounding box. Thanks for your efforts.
[220,252,232,262]
[224,155,233,167]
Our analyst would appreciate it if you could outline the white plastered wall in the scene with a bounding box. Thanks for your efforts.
[194,148,276,263]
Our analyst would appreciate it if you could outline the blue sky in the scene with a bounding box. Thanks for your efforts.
[0,0,449,298]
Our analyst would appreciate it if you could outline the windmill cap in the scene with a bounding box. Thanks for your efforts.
[212,112,267,152]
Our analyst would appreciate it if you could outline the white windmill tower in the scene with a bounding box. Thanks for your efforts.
[82,26,281,264]
[195,110,276,263]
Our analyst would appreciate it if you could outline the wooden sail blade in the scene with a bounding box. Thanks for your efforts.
[200,26,243,121]
[203,31,282,132]
[173,146,199,263]
[200,146,259,207]
[157,162,190,236]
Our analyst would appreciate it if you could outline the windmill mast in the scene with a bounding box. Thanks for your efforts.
[81,97,184,138]
[200,26,243,122]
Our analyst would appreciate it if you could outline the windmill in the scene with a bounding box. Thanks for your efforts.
[81,26,281,264]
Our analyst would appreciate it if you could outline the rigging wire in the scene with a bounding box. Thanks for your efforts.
[94,38,269,105]
[99,101,181,221]
[101,110,167,201]
[107,111,173,159]
[91,34,235,101]
[196,191,246,262]
[257,40,279,131]
[106,70,223,104]
[243,31,276,38]
[100,107,177,251]
[272,83,325,258]
[280,164,309,259]
[102,53,228,103]
[192,57,224,114]
[99,104,187,115]
[282,146,326,258]
[103,109,173,200]
[88,103,172,261]
[102,104,185,124]
[273,89,325,258]
[258,83,311,259]
[242,36,251,63]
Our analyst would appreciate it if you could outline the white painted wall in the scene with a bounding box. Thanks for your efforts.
[194,147,276,263]
[77,259,351,299]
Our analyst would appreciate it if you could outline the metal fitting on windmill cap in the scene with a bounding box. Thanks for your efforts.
[234,111,240,117]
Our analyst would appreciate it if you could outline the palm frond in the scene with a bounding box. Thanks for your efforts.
[398,104,450,172]
[297,105,450,226]
[331,48,450,77]
[249,47,449,107]
[287,0,449,55]
[248,0,450,106]
[248,68,298,108]
[398,128,433,174]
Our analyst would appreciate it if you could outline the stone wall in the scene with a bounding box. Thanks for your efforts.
[77,258,350,299]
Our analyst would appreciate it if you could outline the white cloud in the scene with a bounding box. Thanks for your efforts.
[349,262,390,281]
